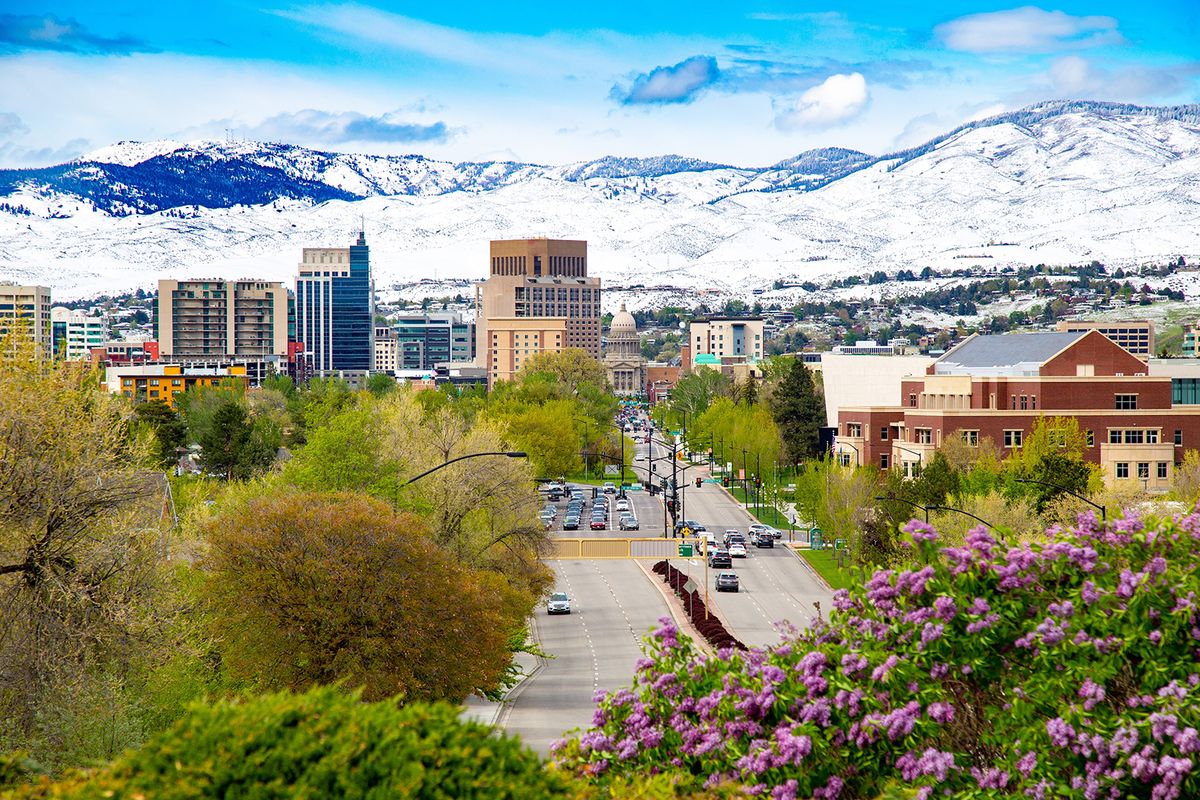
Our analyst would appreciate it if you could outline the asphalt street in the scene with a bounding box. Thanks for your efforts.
[631,432,832,648]
[501,559,669,756]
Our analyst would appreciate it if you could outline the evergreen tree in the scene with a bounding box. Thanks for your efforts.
[197,398,253,480]
[771,357,824,465]
[133,399,187,467]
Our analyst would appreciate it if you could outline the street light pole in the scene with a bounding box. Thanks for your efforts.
[876,495,930,524]
[1015,478,1106,523]
[403,451,528,486]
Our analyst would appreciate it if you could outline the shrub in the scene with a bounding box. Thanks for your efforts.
[12,686,569,799]
[561,511,1200,799]
[652,560,745,651]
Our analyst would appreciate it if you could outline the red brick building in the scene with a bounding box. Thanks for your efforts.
[836,330,1196,490]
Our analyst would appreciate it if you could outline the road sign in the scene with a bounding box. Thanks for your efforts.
[678,543,694,557]
[682,578,698,594]
[604,464,620,475]
[811,529,824,550]
[680,527,692,538]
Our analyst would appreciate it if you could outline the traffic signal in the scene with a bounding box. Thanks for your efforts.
[666,499,676,514]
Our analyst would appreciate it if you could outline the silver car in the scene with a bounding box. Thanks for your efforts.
[546,592,571,615]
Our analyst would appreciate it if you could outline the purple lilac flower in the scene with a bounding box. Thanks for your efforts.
[871,655,899,682]
[903,519,938,542]
[1078,678,1106,711]
[1047,717,1075,747]
[1016,751,1037,776]
[927,701,955,723]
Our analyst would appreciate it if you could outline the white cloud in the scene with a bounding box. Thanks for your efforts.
[774,72,868,130]
[1034,55,1200,102]
[935,6,1122,54]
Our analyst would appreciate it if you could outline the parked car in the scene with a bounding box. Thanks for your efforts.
[563,516,580,530]
[603,482,616,494]
[547,592,571,614]
[715,572,739,592]
[729,542,747,558]
[709,549,732,569]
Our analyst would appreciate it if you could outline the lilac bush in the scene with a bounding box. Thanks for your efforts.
[555,511,1200,798]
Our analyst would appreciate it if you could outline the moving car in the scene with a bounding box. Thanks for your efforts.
[715,572,739,592]
[547,592,571,614]
[709,549,732,569]
[590,518,607,530]
[673,519,707,536]
[563,516,580,530]
[619,514,639,531]
[603,482,616,494]
[616,499,630,512]
[753,531,774,548]
[729,542,747,558]
[724,531,747,549]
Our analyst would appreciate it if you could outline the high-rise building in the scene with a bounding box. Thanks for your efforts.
[485,318,568,384]
[156,279,288,358]
[51,306,108,360]
[476,238,600,386]
[296,231,375,375]
[374,325,399,373]
[391,312,476,370]
[0,283,52,356]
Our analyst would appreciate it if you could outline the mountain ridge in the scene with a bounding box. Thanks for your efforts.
[1,99,1198,301]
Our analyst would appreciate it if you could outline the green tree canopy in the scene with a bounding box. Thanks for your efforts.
[770,357,825,464]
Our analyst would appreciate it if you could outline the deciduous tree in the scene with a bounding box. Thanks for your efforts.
[202,492,532,703]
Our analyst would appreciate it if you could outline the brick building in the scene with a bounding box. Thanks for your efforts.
[836,330,1199,491]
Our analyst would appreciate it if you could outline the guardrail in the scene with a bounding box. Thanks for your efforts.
[546,538,703,560]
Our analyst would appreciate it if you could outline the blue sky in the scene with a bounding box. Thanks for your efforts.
[0,2,1197,167]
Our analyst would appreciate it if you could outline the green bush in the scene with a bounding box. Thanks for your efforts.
[12,686,570,799]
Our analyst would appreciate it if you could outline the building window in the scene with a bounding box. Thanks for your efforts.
[1175,429,1183,446]
[880,426,889,441]
[1011,395,1017,410]
[1115,394,1137,410]
[1004,430,1023,448]
[1124,430,1144,445]
[1031,396,1037,410]
[1116,462,1129,479]
[1158,462,1169,480]
[915,428,933,444]
[1020,395,1028,410]
[961,430,979,446]
[847,422,862,437]
[1137,462,1149,479]
[1086,430,1094,447]
[1147,430,1159,444]
[908,393,917,407]
[880,453,889,469]
[1109,430,1121,444]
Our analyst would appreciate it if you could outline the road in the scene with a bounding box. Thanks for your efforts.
[629,431,832,648]
[501,559,669,756]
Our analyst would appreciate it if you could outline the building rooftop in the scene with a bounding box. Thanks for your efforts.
[934,331,1087,376]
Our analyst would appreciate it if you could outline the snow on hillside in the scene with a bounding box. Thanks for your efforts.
[2,101,1199,301]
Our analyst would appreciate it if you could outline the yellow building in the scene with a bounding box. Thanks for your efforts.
[106,364,248,408]
[485,317,568,386]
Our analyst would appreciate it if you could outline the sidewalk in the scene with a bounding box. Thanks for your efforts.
[460,641,543,727]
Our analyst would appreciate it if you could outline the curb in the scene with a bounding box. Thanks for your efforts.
[634,559,714,656]
[480,617,549,729]
[783,544,835,593]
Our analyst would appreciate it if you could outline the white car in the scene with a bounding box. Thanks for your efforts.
[616,499,630,512]
[546,592,571,615]
[729,542,748,558]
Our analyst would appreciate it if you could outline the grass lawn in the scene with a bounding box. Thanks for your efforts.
[796,548,855,591]
[726,485,793,528]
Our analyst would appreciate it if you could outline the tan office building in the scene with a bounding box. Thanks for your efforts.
[0,283,52,356]
[1057,320,1154,358]
[485,317,568,384]
[687,317,766,367]
[476,238,601,386]
[157,279,289,358]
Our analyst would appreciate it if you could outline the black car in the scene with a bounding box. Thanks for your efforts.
[563,516,580,530]
[715,572,739,592]
[754,532,774,548]
[709,549,732,569]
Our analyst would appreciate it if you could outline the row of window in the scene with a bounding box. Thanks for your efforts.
[1115,462,1169,480]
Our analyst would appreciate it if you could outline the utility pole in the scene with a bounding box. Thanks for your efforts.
[742,447,749,509]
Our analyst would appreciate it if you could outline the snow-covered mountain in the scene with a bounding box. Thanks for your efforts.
[1,100,1198,302]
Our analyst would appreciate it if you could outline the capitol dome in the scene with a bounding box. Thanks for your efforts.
[611,303,637,333]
